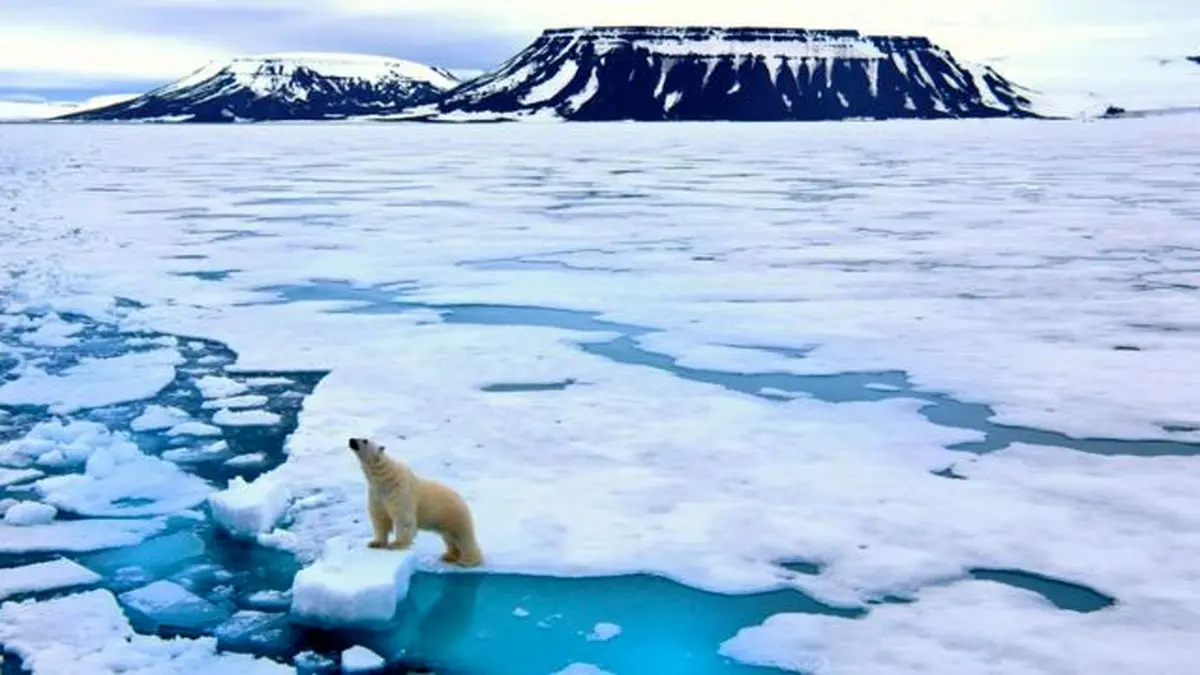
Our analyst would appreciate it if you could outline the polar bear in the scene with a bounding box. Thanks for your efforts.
[347,436,483,567]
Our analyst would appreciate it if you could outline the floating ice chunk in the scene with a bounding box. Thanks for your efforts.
[0,589,289,674]
[295,651,337,674]
[0,558,102,600]
[0,497,16,516]
[224,452,269,469]
[214,610,298,657]
[119,579,229,635]
[243,589,292,612]
[81,530,206,582]
[0,419,112,470]
[241,377,293,387]
[290,537,418,628]
[202,394,269,410]
[197,375,248,399]
[130,405,191,432]
[34,430,212,517]
[0,517,167,554]
[341,646,384,673]
[0,348,182,414]
[553,665,614,675]
[163,440,230,464]
[167,421,223,437]
[3,501,57,526]
[586,622,622,641]
[212,408,281,427]
[0,466,43,487]
[21,314,81,347]
[207,476,292,540]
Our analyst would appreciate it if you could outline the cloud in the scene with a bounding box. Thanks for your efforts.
[0,0,1196,99]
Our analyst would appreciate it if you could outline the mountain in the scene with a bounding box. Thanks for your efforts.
[0,94,138,122]
[387,26,1039,122]
[56,52,460,123]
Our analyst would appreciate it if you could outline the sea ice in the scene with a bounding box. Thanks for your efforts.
[34,428,212,517]
[196,375,249,399]
[289,537,418,628]
[0,419,114,470]
[167,421,223,437]
[224,452,268,468]
[720,581,1192,675]
[0,517,167,553]
[213,610,297,657]
[162,440,231,464]
[586,622,622,642]
[0,589,289,674]
[3,500,57,526]
[0,347,182,414]
[120,579,229,634]
[340,646,384,673]
[552,665,614,675]
[130,404,192,432]
[202,394,269,410]
[0,466,43,487]
[20,313,81,347]
[207,475,291,539]
[212,408,281,427]
[0,558,102,600]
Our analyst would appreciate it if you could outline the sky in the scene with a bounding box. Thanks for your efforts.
[0,0,1197,103]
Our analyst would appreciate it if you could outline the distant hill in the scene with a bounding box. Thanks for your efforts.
[56,52,459,122]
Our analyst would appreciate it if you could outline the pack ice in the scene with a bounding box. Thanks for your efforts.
[289,536,418,628]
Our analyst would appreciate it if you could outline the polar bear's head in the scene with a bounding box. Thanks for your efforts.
[348,436,386,460]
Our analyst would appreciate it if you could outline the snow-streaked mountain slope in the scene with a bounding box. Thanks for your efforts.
[392,26,1039,122]
[0,94,139,122]
[56,52,460,123]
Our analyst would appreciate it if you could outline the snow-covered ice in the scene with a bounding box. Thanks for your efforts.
[2,500,57,526]
[0,348,182,414]
[340,645,385,672]
[0,518,168,553]
[212,408,281,427]
[130,405,192,431]
[1,119,1199,673]
[586,622,622,642]
[32,423,211,517]
[201,394,269,410]
[0,466,43,487]
[289,537,418,628]
[167,421,223,437]
[119,580,229,633]
[0,558,101,600]
[0,589,288,674]
[207,475,291,539]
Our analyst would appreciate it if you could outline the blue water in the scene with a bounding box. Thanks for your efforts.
[0,303,1122,674]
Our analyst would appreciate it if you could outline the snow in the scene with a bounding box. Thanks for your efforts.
[340,645,385,672]
[29,422,211,517]
[0,558,101,600]
[586,622,622,641]
[196,375,248,399]
[0,467,43,487]
[0,517,167,553]
[522,59,581,106]
[0,589,289,674]
[212,408,281,427]
[0,94,139,121]
[206,475,291,539]
[3,501,56,526]
[2,118,1200,673]
[0,348,182,414]
[167,421,223,437]
[720,580,1191,674]
[233,52,460,90]
[201,394,268,410]
[130,405,192,431]
[565,28,886,60]
[289,537,419,628]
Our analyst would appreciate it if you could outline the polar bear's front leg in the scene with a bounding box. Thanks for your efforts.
[367,493,392,549]
[388,498,418,551]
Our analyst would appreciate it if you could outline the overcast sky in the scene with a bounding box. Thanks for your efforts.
[1,0,1196,101]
